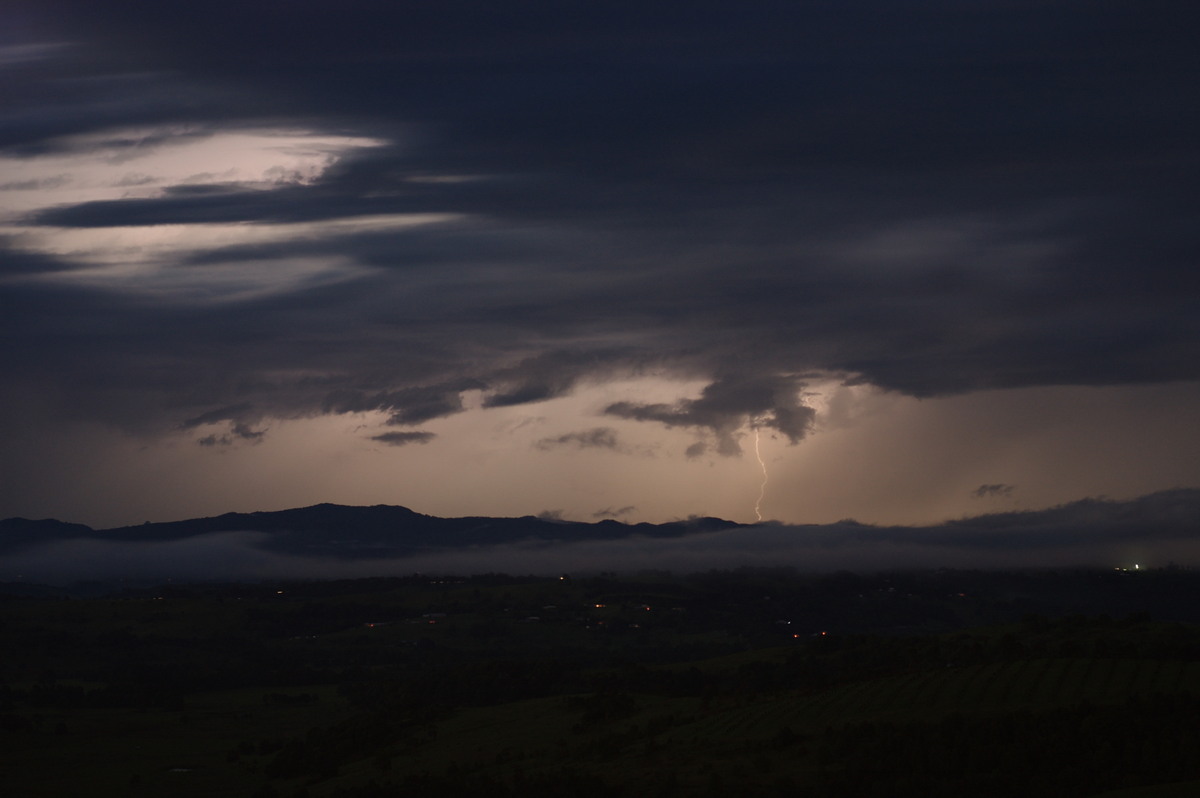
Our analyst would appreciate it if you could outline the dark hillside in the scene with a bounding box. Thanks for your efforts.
[3,568,1200,796]
[2,504,740,560]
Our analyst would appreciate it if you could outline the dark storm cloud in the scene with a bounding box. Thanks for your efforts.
[196,422,266,448]
[606,375,814,455]
[370,431,436,447]
[481,350,637,410]
[0,242,79,275]
[2,0,1199,444]
[29,177,412,228]
[534,427,620,452]
[323,382,480,427]
[181,403,257,429]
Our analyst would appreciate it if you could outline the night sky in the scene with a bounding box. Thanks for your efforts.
[3,2,1198,544]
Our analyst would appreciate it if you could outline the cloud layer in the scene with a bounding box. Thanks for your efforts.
[1,2,1197,531]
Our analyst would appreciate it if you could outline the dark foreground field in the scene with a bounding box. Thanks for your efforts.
[4,568,1200,797]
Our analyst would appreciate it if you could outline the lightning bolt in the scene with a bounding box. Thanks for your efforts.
[753,425,768,522]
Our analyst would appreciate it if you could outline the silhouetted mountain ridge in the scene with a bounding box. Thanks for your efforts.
[0,504,743,558]
[0,517,96,554]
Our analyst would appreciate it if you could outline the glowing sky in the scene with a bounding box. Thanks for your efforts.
[2,2,1198,535]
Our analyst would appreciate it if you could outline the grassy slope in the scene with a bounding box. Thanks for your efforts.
[5,572,1200,796]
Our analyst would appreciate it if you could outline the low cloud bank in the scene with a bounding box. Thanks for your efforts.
[2,490,1197,586]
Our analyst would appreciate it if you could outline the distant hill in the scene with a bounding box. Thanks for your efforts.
[4,490,1198,587]
[0,517,97,554]
[0,504,742,558]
